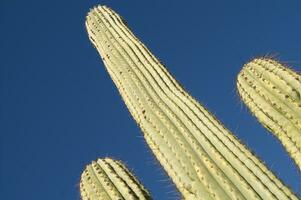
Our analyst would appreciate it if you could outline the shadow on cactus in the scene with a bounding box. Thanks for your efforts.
[80,5,301,200]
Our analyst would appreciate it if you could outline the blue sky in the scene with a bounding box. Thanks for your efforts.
[1,0,301,199]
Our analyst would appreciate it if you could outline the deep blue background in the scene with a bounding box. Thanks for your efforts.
[1,0,301,199]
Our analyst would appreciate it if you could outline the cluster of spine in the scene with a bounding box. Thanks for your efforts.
[80,158,152,200]
[84,5,299,200]
[237,58,301,170]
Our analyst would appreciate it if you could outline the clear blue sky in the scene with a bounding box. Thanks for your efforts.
[1,0,301,199]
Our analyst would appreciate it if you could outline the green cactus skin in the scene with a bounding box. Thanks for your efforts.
[80,158,152,200]
[237,58,301,170]
[85,5,299,200]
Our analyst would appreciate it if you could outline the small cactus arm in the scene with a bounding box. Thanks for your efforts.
[237,58,301,170]
[80,158,152,200]
[85,5,299,200]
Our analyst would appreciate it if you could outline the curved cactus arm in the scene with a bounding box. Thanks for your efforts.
[85,5,299,200]
[80,158,152,200]
[237,58,301,170]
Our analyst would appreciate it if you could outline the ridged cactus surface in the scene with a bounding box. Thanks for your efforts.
[84,5,299,200]
[237,58,301,170]
[80,158,152,200]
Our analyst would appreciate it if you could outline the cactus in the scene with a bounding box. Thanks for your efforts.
[80,158,152,200]
[82,5,300,200]
[237,58,301,170]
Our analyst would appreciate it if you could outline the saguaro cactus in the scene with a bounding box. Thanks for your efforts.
[237,58,301,170]
[83,5,299,200]
[80,158,152,200]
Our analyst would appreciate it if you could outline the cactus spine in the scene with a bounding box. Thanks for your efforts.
[237,58,301,170]
[85,5,299,200]
[80,158,152,200]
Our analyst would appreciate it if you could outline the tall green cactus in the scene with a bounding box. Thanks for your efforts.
[82,5,300,200]
[80,158,152,200]
[237,58,301,170]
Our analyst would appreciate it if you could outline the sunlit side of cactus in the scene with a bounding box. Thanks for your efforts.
[237,58,301,170]
[84,5,299,200]
[80,158,152,200]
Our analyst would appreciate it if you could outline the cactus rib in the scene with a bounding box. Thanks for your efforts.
[85,5,299,200]
[237,58,301,170]
[80,158,152,200]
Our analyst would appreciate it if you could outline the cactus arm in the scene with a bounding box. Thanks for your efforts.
[86,5,299,200]
[80,158,152,200]
[80,161,120,200]
[237,58,301,170]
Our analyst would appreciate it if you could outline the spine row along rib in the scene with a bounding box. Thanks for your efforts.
[85,5,299,200]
